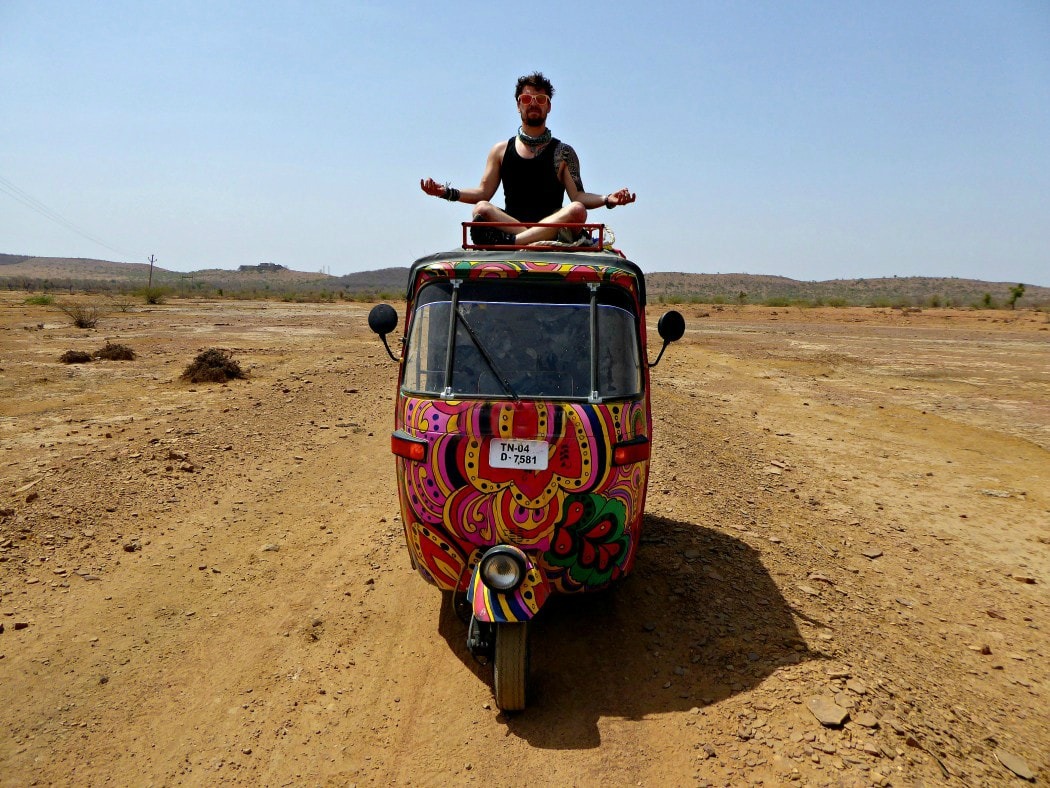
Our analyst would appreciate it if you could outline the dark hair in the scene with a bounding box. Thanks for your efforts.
[515,71,554,99]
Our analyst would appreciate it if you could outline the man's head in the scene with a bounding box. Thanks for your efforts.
[515,71,554,131]
[514,72,554,101]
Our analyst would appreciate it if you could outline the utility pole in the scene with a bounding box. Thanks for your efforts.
[148,254,156,288]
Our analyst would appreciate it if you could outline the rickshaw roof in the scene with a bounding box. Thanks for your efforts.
[407,248,647,304]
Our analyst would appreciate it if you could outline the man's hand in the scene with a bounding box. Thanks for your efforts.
[420,178,446,198]
[607,188,637,207]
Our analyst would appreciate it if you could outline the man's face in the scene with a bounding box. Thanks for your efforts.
[517,85,550,129]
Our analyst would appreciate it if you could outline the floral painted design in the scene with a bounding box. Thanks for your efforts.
[397,397,647,593]
[413,260,641,302]
[546,493,630,587]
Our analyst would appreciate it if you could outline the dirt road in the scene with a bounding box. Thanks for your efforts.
[1,295,1047,785]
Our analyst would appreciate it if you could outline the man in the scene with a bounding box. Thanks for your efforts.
[420,71,636,245]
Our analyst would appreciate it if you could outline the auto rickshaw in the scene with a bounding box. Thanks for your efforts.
[368,223,684,710]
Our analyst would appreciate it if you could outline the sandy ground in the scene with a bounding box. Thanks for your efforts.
[1,294,1047,786]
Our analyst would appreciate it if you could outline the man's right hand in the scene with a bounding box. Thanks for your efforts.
[420,178,446,198]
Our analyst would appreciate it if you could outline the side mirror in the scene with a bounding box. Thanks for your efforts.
[650,310,685,368]
[657,310,686,343]
[368,304,400,362]
[368,304,398,336]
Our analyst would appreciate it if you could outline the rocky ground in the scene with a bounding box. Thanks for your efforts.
[1,294,1047,786]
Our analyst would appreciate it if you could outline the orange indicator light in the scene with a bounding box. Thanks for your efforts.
[612,438,650,466]
[391,431,427,462]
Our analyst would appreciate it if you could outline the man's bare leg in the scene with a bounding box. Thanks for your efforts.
[472,201,528,235]
[473,200,588,244]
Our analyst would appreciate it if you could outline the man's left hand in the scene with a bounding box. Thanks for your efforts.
[607,188,636,207]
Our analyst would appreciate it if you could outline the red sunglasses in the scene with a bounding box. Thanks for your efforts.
[518,94,550,106]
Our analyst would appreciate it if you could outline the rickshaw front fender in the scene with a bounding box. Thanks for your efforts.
[467,546,552,624]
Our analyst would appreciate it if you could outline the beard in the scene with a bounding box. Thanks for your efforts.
[521,110,547,130]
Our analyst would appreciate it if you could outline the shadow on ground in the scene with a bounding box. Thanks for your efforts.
[437,513,817,749]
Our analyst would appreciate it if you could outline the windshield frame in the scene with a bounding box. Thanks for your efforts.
[401,278,643,403]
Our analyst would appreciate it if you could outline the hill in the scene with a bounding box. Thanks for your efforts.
[1,253,1046,307]
[0,254,331,294]
[646,272,1049,308]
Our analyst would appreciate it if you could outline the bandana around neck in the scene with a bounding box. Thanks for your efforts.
[517,126,552,147]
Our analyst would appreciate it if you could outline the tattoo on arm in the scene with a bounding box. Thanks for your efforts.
[555,143,584,192]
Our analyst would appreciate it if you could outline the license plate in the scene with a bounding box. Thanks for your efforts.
[488,439,549,471]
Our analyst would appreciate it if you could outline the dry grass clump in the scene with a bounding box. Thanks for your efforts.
[57,302,104,329]
[60,350,92,364]
[94,342,136,361]
[181,348,246,383]
[141,287,167,305]
[108,295,136,313]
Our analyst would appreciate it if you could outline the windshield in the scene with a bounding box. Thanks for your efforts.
[402,281,642,401]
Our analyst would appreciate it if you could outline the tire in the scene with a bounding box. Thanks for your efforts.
[493,623,529,712]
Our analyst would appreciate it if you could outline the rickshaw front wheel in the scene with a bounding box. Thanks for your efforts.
[493,622,529,712]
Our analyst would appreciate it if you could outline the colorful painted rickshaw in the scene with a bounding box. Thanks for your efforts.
[369,224,684,710]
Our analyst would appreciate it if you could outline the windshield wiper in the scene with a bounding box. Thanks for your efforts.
[455,308,519,400]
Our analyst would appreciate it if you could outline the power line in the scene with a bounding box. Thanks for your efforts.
[0,172,127,257]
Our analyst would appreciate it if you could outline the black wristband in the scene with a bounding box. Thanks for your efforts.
[604,195,613,209]
[443,185,461,202]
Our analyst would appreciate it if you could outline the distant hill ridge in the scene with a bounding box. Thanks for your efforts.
[646,272,1048,307]
[1,254,1046,307]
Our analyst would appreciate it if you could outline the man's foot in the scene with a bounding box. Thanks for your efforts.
[556,228,597,246]
[469,223,517,246]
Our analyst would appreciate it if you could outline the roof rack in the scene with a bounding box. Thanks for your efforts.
[461,221,610,252]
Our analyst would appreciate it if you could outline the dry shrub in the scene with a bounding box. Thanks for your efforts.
[60,350,92,364]
[181,348,245,383]
[94,342,136,361]
[109,295,136,313]
[57,302,103,329]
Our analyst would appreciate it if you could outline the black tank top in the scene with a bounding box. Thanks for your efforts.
[501,137,564,223]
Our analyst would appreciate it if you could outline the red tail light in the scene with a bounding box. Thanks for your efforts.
[391,430,427,462]
[612,437,650,466]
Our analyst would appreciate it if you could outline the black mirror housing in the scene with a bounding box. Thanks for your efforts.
[368,304,399,337]
[368,304,401,362]
[649,310,685,368]
[657,310,686,343]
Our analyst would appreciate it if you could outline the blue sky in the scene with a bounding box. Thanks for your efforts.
[1,1,1047,284]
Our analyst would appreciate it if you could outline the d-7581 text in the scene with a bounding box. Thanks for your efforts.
[488,439,549,471]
